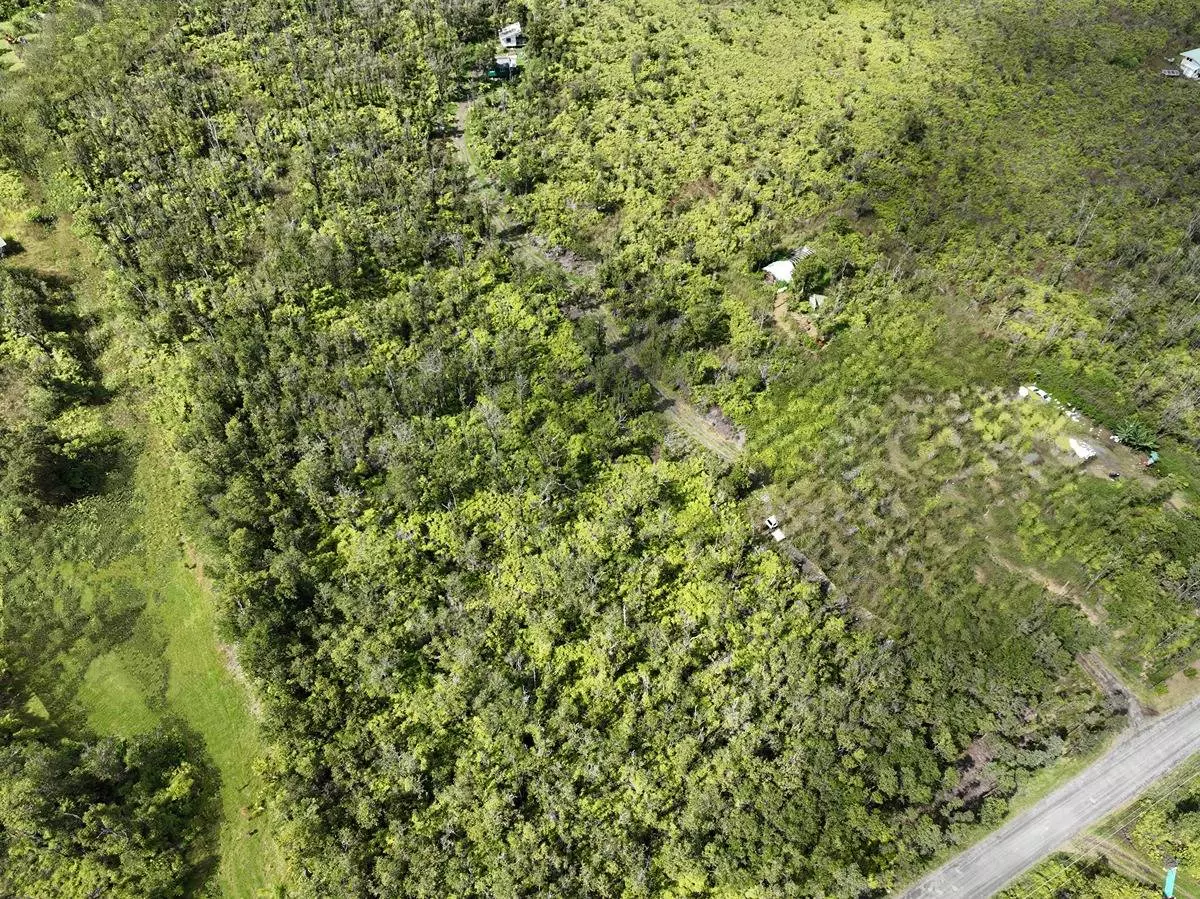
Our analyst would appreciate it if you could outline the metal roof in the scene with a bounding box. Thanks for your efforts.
[1182,48,1200,63]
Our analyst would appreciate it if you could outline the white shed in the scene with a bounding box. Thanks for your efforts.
[499,22,525,48]
[0,237,7,258]
[1182,48,1200,79]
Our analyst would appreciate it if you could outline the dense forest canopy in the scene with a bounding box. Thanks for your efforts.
[1,0,1199,896]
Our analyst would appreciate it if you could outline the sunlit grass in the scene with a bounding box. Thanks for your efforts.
[66,436,288,898]
[1,169,287,897]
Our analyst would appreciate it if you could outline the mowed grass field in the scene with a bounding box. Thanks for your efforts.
[1,166,287,896]
[82,439,286,898]
[14,434,288,898]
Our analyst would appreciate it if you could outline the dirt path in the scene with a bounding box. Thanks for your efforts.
[989,555,1147,722]
[452,98,529,250]
[453,99,470,156]
[772,293,821,342]
[1077,651,1146,726]
[640,367,742,463]
[991,554,1102,625]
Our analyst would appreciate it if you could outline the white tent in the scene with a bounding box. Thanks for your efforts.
[1068,438,1097,461]
[763,260,795,284]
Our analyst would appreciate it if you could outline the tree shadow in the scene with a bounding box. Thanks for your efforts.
[159,715,225,895]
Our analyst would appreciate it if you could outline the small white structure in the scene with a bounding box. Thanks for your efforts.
[1020,384,1051,401]
[0,237,7,258]
[763,259,794,284]
[499,22,525,48]
[808,294,827,311]
[1181,48,1200,79]
[770,528,786,543]
[765,515,779,530]
[490,53,519,78]
[1069,438,1097,462]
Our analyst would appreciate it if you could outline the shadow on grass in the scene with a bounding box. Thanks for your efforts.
[159,715,226,896]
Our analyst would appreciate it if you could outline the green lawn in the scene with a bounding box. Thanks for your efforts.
[78,651,159,736]
[71,438,288,898]
[1,165,287,897]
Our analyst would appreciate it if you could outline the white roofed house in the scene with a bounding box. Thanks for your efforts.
[499,22,525,49]
[1182,49,1200,79]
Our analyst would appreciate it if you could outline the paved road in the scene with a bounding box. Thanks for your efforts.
[898,695,1200,898]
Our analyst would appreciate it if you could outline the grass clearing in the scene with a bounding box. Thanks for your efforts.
[67,434,288,899]
[1,165,287,896]
[78,651,159,736]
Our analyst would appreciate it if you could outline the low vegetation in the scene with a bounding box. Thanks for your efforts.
[1004,758,1200,897]
[0,94,283,895]
[0,262,213,894]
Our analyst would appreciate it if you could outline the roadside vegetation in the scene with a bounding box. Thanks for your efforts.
[1003,756,1200,898]
[1,0,1199,896]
